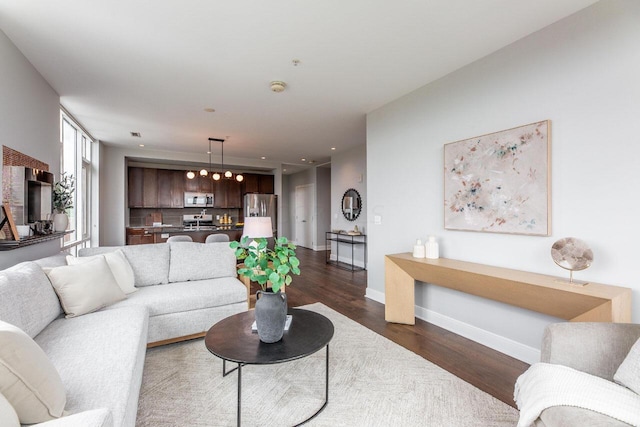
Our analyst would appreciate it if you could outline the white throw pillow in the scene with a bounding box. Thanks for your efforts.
[0,391,20,427]
[47,257,126,318]
[614,337,640,394]
[0,321,66,424]
[67,250,137,294]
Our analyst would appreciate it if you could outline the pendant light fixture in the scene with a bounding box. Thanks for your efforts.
[186,138,244,182]
[209,138,243,182]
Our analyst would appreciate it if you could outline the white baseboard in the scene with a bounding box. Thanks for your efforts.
[328,253,366,269]
[365,287,385,304]
[366,288,538,364]
[414,306,540,364]
[313,244,328,251]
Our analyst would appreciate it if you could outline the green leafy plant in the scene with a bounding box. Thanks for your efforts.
[52,173,75,213]
[230,236,300,293]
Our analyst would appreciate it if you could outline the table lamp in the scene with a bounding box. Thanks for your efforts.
[241,217,273,240]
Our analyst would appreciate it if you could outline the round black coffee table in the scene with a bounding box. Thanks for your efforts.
[205,308,334,427]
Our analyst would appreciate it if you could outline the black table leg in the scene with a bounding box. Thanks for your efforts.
[237,363,242,427]
[223,359,240,377]
[293,344,330,426]
[325,344,330,404]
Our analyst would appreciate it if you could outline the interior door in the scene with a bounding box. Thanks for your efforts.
[295,184,314,249]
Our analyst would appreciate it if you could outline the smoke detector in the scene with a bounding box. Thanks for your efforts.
[270,81,286,93]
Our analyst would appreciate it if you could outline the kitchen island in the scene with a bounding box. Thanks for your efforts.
[126,226,243,245]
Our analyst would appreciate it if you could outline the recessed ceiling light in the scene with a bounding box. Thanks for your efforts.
[139,144,145,147]
[131,132,141,137]
[204,108,215,113]
[261,156,266,160]
[331,147,336,150]
[301,158,306,162]
[309,160,316,164]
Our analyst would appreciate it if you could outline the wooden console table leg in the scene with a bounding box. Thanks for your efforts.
[385,256,416,324]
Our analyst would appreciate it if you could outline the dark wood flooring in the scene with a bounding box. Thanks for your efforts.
[249,247,530,408]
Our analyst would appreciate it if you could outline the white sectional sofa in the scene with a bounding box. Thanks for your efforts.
[0,241,248,427]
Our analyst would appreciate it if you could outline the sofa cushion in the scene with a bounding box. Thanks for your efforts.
[0,392,19,427]
[0,320,66,424]
[33,408,113,427]
[80,244,170,287]
[614,337,640,394]
[168,242,237,283]
[103,276,247,317]
[0,262,62,338]
[46,257,126,318]
[34,306,148,427]
[67,250,137,294]
[33,253,69,269]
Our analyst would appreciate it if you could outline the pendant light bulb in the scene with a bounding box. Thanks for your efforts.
[235,174,244,182]
[186,171,195,180]
[213,172,221,181]
[200,169,208,177]
[225,170,233,178]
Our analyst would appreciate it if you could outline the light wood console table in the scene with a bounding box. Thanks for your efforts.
[385,253,632,325]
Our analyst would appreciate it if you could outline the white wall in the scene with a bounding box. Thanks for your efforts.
[331,144,367,267]
[366,0,640,363]
[0,29,61,269]
[316,167,331,250]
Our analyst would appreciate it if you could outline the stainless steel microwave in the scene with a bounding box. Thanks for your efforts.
[184,192,213,207]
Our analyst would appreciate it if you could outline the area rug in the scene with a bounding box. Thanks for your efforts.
[136,303,519,426]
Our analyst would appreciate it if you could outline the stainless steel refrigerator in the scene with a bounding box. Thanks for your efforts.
[244,194,277,236]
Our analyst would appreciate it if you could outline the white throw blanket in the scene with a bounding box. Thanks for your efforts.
[514,363,640,427]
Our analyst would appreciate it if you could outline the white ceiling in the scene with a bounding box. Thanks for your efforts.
[0,0,598,170]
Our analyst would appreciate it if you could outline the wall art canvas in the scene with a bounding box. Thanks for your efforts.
[444,120,550,236]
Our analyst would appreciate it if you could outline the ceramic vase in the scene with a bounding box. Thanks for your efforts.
[254,290,287,343]
[52,212,69,232]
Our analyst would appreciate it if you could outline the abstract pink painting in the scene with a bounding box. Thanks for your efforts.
[444,120,551,236]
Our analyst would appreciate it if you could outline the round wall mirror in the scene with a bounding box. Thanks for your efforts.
[341,188,362,221]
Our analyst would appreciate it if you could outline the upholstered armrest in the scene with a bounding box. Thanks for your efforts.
[541,322,640,381]
[35,408,113,427]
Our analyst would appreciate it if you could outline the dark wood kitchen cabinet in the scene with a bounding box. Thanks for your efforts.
[157,169,184,208]
[185,174,215,194]
[241,173,274,194]
[126,228,154,245]
[213,179,242,208]
[184,174,199,192]
[199,176,215,193]
[143,168,158,207]
[128,167,158,208]
[129,166,254,209]
[241,174,259,193]
[259,174,274,194]
[128,167,144,208]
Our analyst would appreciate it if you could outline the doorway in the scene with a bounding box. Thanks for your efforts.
[294,184,314,249]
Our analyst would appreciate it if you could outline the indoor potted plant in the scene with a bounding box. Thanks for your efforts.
[52,173,74,232]
[230,236,300,342]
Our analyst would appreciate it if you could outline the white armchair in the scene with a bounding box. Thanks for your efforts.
[518,322,640,427]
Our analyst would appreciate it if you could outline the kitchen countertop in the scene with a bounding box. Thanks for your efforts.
[127,225,243,233]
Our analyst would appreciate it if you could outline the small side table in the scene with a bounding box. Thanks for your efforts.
[325,231,367,271]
